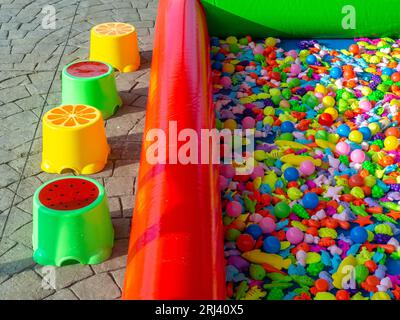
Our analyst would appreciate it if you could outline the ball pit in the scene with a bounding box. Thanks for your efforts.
[213,36,400,300]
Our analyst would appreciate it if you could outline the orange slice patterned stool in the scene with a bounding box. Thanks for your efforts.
[89,22,140,72]
[41,104,110,175]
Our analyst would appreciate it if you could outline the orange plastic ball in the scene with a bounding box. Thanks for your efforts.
[391,72,400,82]
[343,70,355,80]
[336,290,350,300]
[314,278,329,292]
[385,127,400,138]
[349,44,360,55]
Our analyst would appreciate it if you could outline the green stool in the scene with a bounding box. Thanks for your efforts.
[32,176,114,266]
[61,61,122,119]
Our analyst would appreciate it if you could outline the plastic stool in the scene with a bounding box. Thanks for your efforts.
[62,61,122,119]
[89,22,140,72]
[41,104,110,175]
[32,176,114,266]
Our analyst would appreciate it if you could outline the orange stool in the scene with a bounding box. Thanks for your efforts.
[41,105,110,175]
[89,22,140,72]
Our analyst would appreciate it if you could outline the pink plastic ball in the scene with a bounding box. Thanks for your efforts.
[288,50,298,58]
[336,141,351,155]
[226,201,243,217]
[254,45,264,55]
[359,100,372,112]
[299,160,316,176]
[250,213,263,223]
[259,217,276,234]
[220,76,232,89]
[220,164,235,179]
[286,227,304,244]
[290,64,301,75]
[242,116,256,129]
[250,165,264,180]
[350,149,366,163]
[219,175,228,191]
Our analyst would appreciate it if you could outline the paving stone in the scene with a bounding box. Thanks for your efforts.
[104,176,134,197]
[87,160,114,178]
[112,218,131,239]
[0,188,23,212]
[108,197,122,218]
[0,148,19,164]
[9,221,32,248]
[0,102,22,119]
[120,194,134,217]
[1,206,32,236]
[0,243,35,277]
[8,152,42,178]
[110,268,125,290]
[0,85,30,103]
[0,269,54,300]
[92,239,128,273]
[14,95,45,111]
[70,273,120,300]
[35,264,94,290]
[113,160,136,177]
[44,288,78,300]
[0,237,17,257]
[0,75,30,89]
[0,164,20,188]
[131,95,147,108]
[8,176,43,200]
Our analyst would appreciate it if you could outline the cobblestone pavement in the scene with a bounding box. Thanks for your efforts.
[0,0,157,299]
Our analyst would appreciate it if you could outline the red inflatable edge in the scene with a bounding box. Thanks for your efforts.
[122,0,226,299]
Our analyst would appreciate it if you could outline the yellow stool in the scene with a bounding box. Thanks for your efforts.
[41,105,110,175]
[89,22,140,72]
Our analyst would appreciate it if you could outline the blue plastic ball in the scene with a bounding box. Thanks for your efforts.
[211,37,220,47]
[281,121,295,133]
[337,123,351,137]
[212,61,222,71]
[284,167,299,182]
[306,54,317,65]
[382,68,394,76]
[359,127,372,140]
[330,67,343,79]
[263,236,281,254]
[350,226,368,244]
[302,192,319,209]
[245,224,263,240]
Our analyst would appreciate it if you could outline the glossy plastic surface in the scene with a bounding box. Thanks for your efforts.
[122,0,225,300]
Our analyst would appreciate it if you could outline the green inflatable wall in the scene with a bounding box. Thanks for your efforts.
[201,0,400,38]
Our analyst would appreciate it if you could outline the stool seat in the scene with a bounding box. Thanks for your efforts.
[41,104,110,175]
[62,61,122,119]
[90,22,140,72]
[32,176,114,266]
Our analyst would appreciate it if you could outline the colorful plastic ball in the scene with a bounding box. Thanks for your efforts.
[259,217,276,234]
[349,44,360,55]
[236,234,255,252]
[306,54,317,65]
[224,119,237,130]
[245,224,263,240]
[299,160,316,176]
[290,64,301,75]
[302,192,319,209]
[330,67,342,79]
[286,227,304,244]
[349,174,364,188]
[222,63,235,74]
[359,127,372,140]
[368,122,381,135]
[350,226,368,244]
[391,72,400,82]
[350,149,366,163]
[336,141,351,155]
[337,124,351,137]
[281,121,295,133]
[359,100,372,112]
[322,96,336,108]
[226,201,243,217]
[263,236,281,253]
[349,130,364,144]
[220,76,232,88]
[384,136,399,151]
[315,130,329,141]
[284,167,299,182]
[385,127,400,138]
[382,68,393,76]
[265,37,277,47]
[324,107,338,120]
[274,202,291,218]
[242,116,256,129]
[319,113,334,126]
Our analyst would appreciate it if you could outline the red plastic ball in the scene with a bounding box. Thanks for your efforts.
[318,113,334,126]
[236,234,255,252]
[349,174,364,188]
[349,44,360,55]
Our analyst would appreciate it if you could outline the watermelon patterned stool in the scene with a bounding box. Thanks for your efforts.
[62,61,122,119]
[32,176,114,266]
[89,22,140,73]
[41,104,110,175]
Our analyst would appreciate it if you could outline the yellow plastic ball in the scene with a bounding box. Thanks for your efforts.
[263,116,274,126]
[328,133,340,144]
[361,86,372,96]
[368,122,381,135]
[222,63,235,74]
[384,136,400,151]
[348,130,363,144]
[226,36,238,44]
[224,119,237,131]
[269,88,281,96]
[324,107,338,120]
[263,106,275,116]
[315,84,327,95]
[371,292,391,300]
[265,37,277,47]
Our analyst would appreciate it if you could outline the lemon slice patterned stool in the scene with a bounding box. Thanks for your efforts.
[90,22,140,72]
[32,176,114,266]
[62,61,122,119]
[41,104,110,175]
